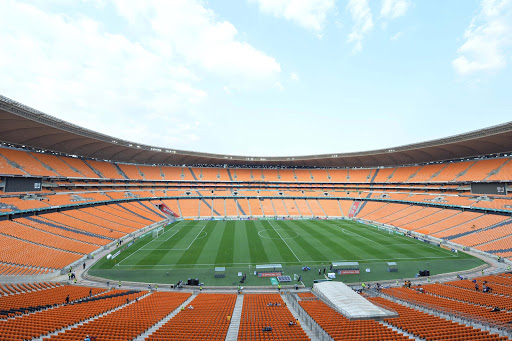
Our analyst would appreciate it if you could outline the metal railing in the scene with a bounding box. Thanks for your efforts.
[287,293,333,341]
[373,289,512,337]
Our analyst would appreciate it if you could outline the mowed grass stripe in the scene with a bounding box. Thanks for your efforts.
[320,220,405,259]
[303,220,361,260]
[274,220,329,262]
[215,221,236,264]
[256,221,286,262]
[290,220,358,261]
[233,221,251,264]
[334,220,454,259]
[118,219,458,269]
[246,221,269,264]
[262,221,300,263]
[143,222,185,249]
[195,221,229,265]
[134,222,203,266]
[321,220,423,260]
[177,221,217,266]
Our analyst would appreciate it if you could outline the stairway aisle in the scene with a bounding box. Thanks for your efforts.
[225,294,244,341]
[134,293,197,341]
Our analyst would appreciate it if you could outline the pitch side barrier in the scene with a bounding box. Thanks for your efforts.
[356,218,512,269]
[1,195,511,221]
[2,169,509,186]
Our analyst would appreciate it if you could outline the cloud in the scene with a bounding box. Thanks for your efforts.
[391,31,403,40]
[380,0,410,20]
[346,0,374,53]
[0,0,282,151]
[114,0,281,88]
[290,72,299,81]
[452,0,512,76]
[250,0,335,35]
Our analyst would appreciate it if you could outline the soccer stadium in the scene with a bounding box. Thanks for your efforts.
[1,1,512,340]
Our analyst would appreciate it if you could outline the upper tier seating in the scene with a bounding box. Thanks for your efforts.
[0,234,82,270]
[0,220,97,254]
[0,149,57,177]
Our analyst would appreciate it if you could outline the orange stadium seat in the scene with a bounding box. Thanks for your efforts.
[148,293,235,341]
[317,200,344,217]
[299,294,409,341]
[0,149,57,177]
[238,294,310,341]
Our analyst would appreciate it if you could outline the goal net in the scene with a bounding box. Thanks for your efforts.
[152,227,164,238]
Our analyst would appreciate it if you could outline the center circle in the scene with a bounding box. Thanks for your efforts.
[196,231,208,240]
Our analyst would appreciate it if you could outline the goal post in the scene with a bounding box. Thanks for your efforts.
[152,227,164,238]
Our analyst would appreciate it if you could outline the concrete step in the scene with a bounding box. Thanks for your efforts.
[378,320,422,340]
[281,294,321,341]
[134,293,197,341]
[225,294,244,341]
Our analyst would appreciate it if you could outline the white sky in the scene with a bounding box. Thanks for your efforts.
[1,0,511,156]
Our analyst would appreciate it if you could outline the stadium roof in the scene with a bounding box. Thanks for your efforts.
[1,94,512,168]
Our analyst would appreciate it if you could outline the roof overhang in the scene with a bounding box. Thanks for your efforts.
[1,94,511,168]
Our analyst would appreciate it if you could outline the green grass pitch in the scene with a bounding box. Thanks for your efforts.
[90,219,484,287]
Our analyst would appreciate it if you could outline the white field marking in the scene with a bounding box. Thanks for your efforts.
[257,229,299,240]
[314,220,382,246]
[116,221,185,266]
[116,255,459,267]
[169,222,209,251]
[338,227,384,246]
[328,220,455,256]
[116,232,160,266]
[144,221,209,252]
[267,220,301,263]
[143,232,208,250]
[143,221,186,246]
